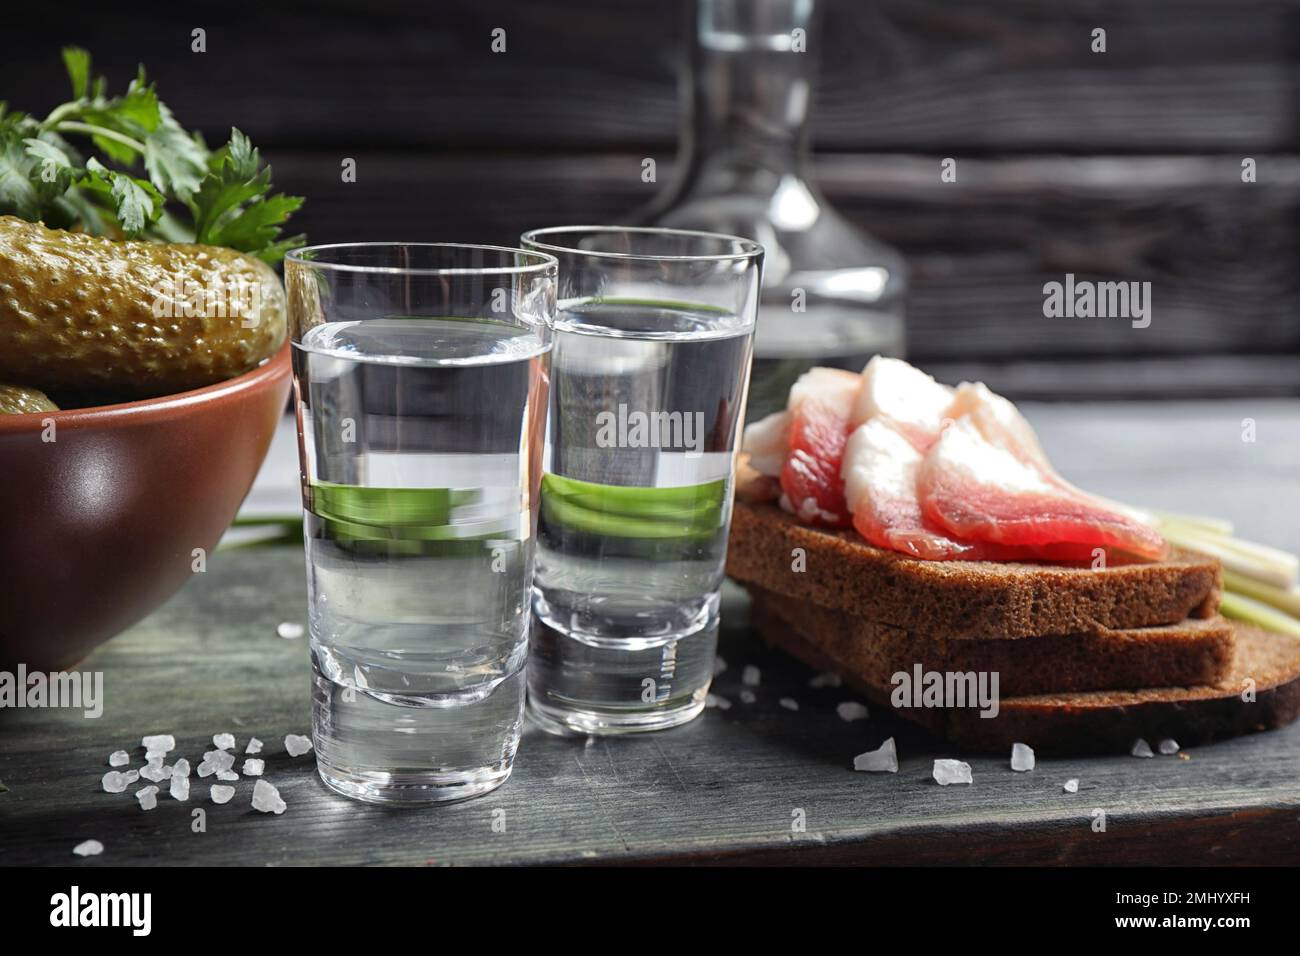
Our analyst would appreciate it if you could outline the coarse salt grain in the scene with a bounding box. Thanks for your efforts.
[1010,742,1035,772]
[210,784,235,805]
[836,701,869,723]
[933,759,973,786]
[140,734,174,753]
[252,779,287,814]
[853,738,898,773]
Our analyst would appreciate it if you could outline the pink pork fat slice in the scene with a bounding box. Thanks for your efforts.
[918,416,1168,560]
[778,367,860,525]
[851,356,953,446]
[741,408,791,478]
[947,381,1157,527]
[843,418,983,559]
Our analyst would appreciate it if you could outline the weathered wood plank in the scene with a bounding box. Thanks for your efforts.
[263,151,1300,378]
[4,0,1296,151]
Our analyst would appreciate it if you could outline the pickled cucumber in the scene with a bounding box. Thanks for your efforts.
[0,216,286,398]
[0,383,58,415]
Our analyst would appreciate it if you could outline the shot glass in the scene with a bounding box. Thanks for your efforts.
[284,243,556,803]
[519,226,763,734]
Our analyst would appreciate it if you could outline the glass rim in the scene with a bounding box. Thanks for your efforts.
[519,225,764,263]
[283,241,558,277]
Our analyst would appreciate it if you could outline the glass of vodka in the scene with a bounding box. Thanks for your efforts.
[284,243,556,803]
[519,226,763,735]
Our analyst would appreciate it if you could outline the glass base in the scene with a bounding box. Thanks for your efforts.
[316,761,512,805]
[310,651,524,806]
[527,692,707,737]
[532,588,719,644]
[526,608,716,736]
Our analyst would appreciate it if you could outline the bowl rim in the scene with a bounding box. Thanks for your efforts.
[0,338,291,432]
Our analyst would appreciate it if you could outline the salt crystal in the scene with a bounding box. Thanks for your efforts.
[739,689,757,704]
[285,734,313,757]
[1010,742,1035,772]
[252,779,286,814]
[136,785,159,811]
[170,773,190,801]
[73,839,103,857]
[836,701,869,723]
[809,672,842,688]
[101,771,130,794]
[203,749,235,771]
[853,737,898,773]
[140,759,172,783]
[277,621,305,640]
[217,769,240,781]
[705,694,731,711]
[741,665,761,687]
[242,758,265,777]
[121,770,140,785]
[108,750,130,767]
[712,656,727,676]
[1063,779,1079,793]
[171,758,190,778]
[141,734,175,753]
[778,697,799,711]
[1158,738,1180,755]
[245,737,264,755]
[213,732,236,751]
[197,761,216,778]
[1131,738,1154,758]
[210,784,236,805]
[933,759,973,786]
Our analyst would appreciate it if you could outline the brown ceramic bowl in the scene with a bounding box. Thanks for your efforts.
[0,341,291,669]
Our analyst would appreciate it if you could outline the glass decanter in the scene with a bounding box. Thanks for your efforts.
[641,0,908,419]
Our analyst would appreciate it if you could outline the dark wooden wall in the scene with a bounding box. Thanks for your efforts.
[4,0,1299,398]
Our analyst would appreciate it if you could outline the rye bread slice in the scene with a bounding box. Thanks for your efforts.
[727,500,1221,640]
[750,603,1300,754]
[747,586,1235,696]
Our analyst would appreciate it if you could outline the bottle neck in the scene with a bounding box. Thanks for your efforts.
[683,0,820,175]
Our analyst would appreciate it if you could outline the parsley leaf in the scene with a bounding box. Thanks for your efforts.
[62,47,91,100]
[5,48,304,257]
[189,129,304,263]
[80,158,163,236]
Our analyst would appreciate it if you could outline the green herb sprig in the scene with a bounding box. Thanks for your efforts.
[0,47,304,263]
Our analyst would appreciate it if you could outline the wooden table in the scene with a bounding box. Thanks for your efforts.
[3,401,1299,866]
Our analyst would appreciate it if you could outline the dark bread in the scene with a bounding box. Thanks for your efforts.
[750,598,1300,754]
[748,586,1235,696]
[728,500,1222,640]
